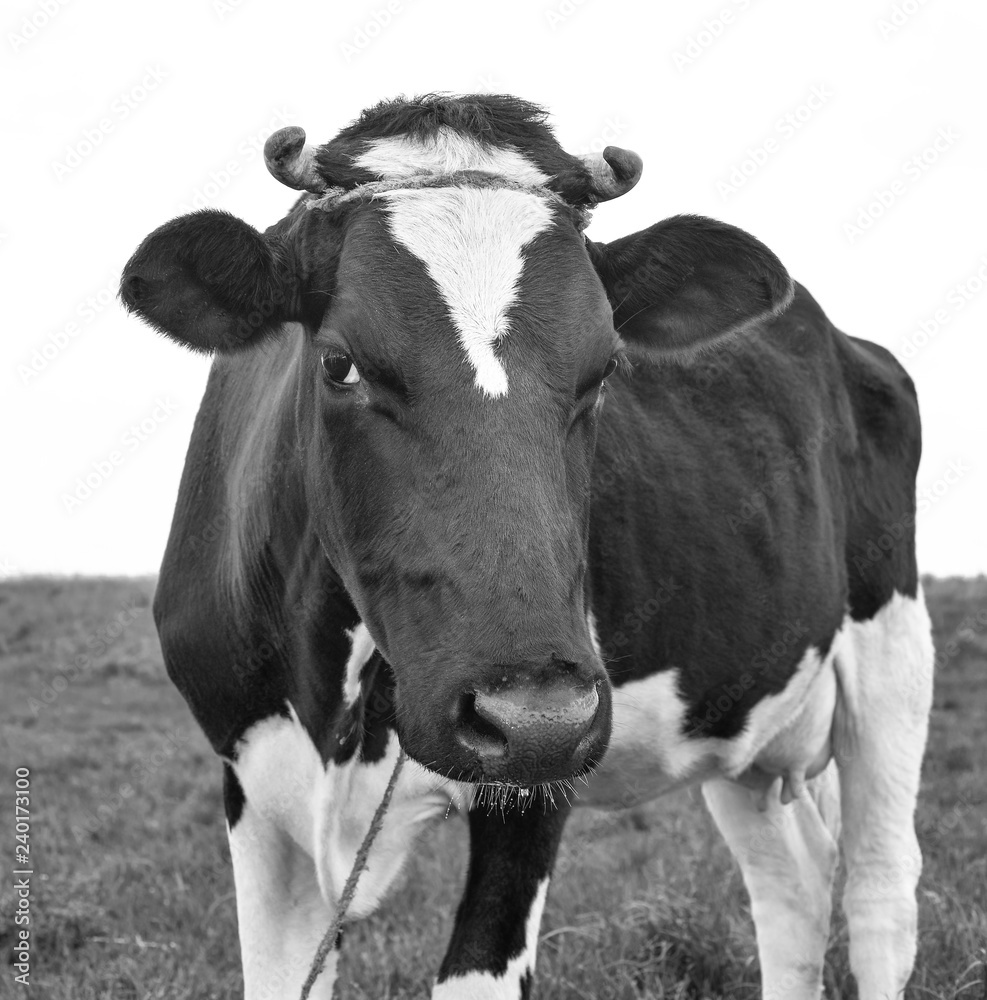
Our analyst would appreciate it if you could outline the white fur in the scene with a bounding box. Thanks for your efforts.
[582,626,843,808]
[342,621,376,707]
[431,878,549,1000]
[228,817,336,1000]
[228,703,467,998]
[355,128,550,187]
[227,708,335,999]
[314,728,467,919]
[702,764,841,999]
[381,186,554,396]
[833,590,934,999]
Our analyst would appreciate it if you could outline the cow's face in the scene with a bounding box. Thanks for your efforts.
[121,99,793,788]
[297,187,617,784]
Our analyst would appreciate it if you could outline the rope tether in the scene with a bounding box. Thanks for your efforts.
[300,747,407,1000]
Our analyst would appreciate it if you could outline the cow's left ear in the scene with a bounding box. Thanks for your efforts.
[120,209,303,354]
[586,214,794,355]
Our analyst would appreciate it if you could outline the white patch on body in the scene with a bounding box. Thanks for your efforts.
[227,707,335,999]
[381,186,554,396]
[227,704,467,998]
[586,610,602,656]
[431,877,549,1000]
[582,624,844,808]
[342,622,376,707]
[355,127,550,187]
[314,730,466,919]
[832,589,934,998]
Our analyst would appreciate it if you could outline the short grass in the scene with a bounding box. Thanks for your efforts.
[0,575,984,998]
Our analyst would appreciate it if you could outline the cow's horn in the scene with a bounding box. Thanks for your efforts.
[578,146,643,202]
[264,126,327,193]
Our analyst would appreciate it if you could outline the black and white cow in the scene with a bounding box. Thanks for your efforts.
[120,94,933,999]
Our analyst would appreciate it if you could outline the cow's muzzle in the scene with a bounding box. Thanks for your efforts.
[452,667,611,785]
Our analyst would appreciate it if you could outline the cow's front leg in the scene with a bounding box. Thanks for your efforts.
[433,797,570,999]
[225,764,339,1000]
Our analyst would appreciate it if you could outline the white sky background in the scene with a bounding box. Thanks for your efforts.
[2,0,985,577]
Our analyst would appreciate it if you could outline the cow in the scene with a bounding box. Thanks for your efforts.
[120,93,933,1000]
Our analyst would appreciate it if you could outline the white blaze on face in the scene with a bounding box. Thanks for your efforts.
[354,128,551,187]
[380,186,555,397]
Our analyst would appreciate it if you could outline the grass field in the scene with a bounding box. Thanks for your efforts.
[1,576,984,999]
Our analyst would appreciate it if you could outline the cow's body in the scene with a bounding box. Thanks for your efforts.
[125,95,933,999]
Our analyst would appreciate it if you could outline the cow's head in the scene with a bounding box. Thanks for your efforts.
[121,95,792,789]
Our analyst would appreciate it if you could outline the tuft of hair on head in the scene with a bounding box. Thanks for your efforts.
[336,93,555,147]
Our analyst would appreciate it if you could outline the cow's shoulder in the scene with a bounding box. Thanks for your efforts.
[153,334,359,758]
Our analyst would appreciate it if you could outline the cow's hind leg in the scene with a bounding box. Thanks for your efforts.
[432,797,569,999]
[835,590,934,999]
[702,762,842,999]
[224,764,338,1000]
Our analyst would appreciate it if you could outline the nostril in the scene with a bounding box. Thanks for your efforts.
[121,275,148,309]
[456,693,508,758]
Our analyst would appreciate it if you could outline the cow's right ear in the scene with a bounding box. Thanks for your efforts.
[586,215,794,357]
[120,210,301,354]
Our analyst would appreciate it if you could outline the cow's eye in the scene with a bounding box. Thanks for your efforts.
[321,351,360,386]
[602,357,618,381]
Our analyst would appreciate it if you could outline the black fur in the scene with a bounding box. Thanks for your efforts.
[437,803,569,986]
[587,214,795,354]
[222,763,245,828]
[313,93,598,203]
[120,210,302,353]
